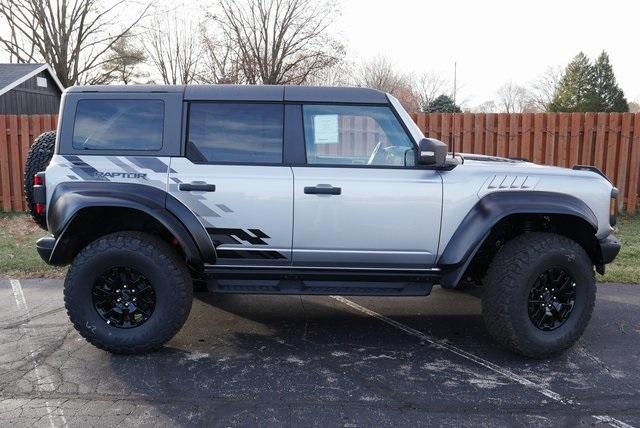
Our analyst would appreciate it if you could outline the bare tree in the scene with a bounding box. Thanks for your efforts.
[199,26,242,84]
[144,14,201,85]
[306,60,355,87]
[629,101,640,113]
[413,71,449,111]
[496,81,530,113]
[472,100,498,113]
[355,56,419,111]
[527,66,562,111]
[212,0,344,85]
[0,0,149,87]
[357,56,408,93]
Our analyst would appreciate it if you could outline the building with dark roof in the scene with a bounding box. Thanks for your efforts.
[0,63,64,114]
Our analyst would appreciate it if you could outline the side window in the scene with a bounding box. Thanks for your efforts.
[302,105,414,166]
[187,103,284,164]
[73,99,164,150]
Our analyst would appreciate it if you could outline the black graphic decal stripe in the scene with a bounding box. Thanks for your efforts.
[216,249,287,260]
[125,157,171,173]
[63,155,107,181]
[207,227,286,260]
[207,228,271,246]
[216,204,233,213]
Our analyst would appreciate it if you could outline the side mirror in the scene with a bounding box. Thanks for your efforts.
[417,138,447,166]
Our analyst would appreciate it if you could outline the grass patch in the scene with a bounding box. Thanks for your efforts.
[601,214,640,284]
[0,212,638,283]
[0,213,65,278]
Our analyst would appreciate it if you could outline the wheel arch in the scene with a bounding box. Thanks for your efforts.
[46,182,216,267]
[438,191,599,289]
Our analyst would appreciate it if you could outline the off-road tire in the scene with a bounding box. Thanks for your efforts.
[24,131,56,229]
[64,231,193,354]
[482,232,596,358]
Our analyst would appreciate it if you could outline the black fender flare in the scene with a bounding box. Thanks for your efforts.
[47,182,216,266]
[437,191,598,288]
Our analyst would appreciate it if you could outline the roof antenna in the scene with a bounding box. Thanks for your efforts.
[452,61,457,158]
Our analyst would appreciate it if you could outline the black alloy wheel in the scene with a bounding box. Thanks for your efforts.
[527,267,577,331]
[92,266,156,328]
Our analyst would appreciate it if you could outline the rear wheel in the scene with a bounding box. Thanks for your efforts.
[64,231,193,354]
[482,232,596,358]
[24,131,56,229]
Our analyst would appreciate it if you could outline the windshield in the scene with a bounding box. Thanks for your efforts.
[387,94,425,143]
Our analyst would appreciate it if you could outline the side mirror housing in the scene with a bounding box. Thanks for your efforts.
[417,138,447,166]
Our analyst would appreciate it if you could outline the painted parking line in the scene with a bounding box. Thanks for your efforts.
[10,280,68,428]
[593,415,636,428]
[330,295,636,428]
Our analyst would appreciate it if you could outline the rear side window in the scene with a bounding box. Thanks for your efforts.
[72,99,164,150]
[187,103,283,164]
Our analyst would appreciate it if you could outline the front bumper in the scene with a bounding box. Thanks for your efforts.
[599,234,621,264]
[36,235,55,263]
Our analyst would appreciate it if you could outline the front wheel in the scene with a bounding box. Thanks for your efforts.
[64,232,193,354]
[482,232,596,358]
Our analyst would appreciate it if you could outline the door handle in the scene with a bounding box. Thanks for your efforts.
[304,185,341,195]
[179,183,216,192]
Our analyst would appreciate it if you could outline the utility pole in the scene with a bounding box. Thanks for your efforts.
[453,61,457,106]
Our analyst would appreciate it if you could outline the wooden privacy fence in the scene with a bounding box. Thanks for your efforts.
[413,112,640,213]
[1,113,639,213]
[0,115,58,212]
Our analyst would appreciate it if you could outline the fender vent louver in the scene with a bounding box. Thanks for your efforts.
[486,175,532,190]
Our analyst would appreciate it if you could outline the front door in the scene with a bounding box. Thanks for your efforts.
[292,104,442,269]
[169,102,293,266]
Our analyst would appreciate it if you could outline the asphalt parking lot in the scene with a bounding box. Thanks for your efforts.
[0,279,638,427]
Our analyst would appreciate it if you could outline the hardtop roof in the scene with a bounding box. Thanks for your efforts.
[65,84,389,104]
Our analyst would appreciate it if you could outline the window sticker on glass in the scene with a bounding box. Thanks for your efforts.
[313,114,339,144]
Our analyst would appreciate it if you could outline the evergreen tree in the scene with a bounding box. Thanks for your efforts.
[548,52,600,112]
[549,51,629,112]
[593,51,629,112]
[424,94,462,113]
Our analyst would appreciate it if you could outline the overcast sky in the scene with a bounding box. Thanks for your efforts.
[2,0,637,106]
[336,0,639,106]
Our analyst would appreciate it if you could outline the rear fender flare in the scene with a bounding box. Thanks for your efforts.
[47,182,216,266]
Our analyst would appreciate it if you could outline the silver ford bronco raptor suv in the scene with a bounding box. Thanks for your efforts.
[25,85,620,358]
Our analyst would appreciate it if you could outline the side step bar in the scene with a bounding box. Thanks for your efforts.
[202,266,439,296]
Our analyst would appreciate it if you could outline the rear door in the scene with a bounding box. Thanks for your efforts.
[169,102,293,266]
[292,104,442,269]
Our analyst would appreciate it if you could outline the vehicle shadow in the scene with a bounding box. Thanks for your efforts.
[106,290,547,425]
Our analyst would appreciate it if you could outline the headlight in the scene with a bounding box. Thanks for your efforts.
[610,188,619,226]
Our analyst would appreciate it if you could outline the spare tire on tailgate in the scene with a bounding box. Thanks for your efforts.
[24,131,56,230]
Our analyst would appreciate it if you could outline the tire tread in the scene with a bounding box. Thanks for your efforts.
[482,232,595,358]
[64,231,192,354]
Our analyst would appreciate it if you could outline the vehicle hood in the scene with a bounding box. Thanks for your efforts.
[454,152,608,180]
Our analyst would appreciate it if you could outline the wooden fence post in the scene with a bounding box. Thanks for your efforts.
[617,113,633,212]
[473,113,485,154]
[569,113,582,166]
[628,114,640,214]
[0,116,12,212]
[521,113,533,161]
[462,113,473,153]
[545,113,557,165]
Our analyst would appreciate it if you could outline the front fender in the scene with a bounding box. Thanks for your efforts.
[438,191,598,288]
